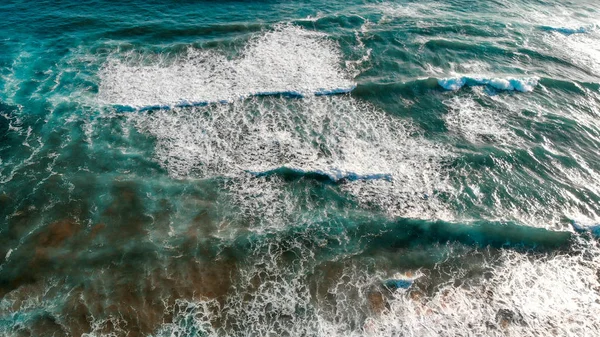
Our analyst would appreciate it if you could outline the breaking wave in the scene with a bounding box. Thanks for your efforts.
[98,24,356,110]
[247,166,392,183]
[437,76,539,92]
[541,25,595,36]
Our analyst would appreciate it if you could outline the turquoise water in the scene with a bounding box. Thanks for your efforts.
[1,0,600,336]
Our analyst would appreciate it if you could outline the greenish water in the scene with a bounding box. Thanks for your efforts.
[1,0,600,336]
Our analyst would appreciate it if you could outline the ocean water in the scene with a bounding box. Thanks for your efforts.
[1,0,600,336]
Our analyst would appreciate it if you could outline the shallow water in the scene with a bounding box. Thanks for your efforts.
[1,0,600,336]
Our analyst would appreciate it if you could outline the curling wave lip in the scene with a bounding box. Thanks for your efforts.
[541,25,595,36]
[437,76,539,92]
[246,165,392,183]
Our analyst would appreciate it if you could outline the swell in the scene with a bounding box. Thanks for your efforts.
[1,193,575,301]
[353,76,599,96]
[227,215,576,272]
[105,22,265,41]
[361,217,574,252]
[422,38,599,78]
[0,208,580,337]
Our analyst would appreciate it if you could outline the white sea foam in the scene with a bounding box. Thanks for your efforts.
[131,95,454,222]
[98,24,355,109]
[443,96,514,145]
[542,30,600,77]
[439,90,600,231]
[368,244,600,337]
[144,238,600,337]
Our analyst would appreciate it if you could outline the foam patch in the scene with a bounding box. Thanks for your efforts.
[542,29,600,77]
[98,24,356,109]
[145,237,600,337]
[443,96,514,145]
[130,95,454,220]
[369,244,600,336]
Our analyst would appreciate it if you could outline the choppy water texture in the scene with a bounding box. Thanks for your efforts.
[1,0,600,336]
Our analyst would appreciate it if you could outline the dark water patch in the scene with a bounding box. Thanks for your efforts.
[68,256,238,336]
[2,172,94,246]
[100,180,153,239]
[353,79,440,99]
[184,210,219,247]
[1,179,149,297]
[35,219,81,248]
[361,218,573,253]
[0,102,17,144]
[351,80,450,132]
[0,218,81,297]
[367,290,387,314]
[2,196,236,336]
[152,22,265,41]
[308,260,347,301]
[20,14,106,40]
[353,76,551,129]
[496,308,525,329]
[230,214,573,269]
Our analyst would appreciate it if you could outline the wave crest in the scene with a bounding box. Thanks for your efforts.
[98,24,355,110]
[247,166,392,183]
[437,76,539,92]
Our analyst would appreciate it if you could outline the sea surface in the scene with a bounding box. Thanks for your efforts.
[1,0,600,336]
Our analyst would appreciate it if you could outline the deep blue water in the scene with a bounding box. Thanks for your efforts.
[1,1,600,336]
